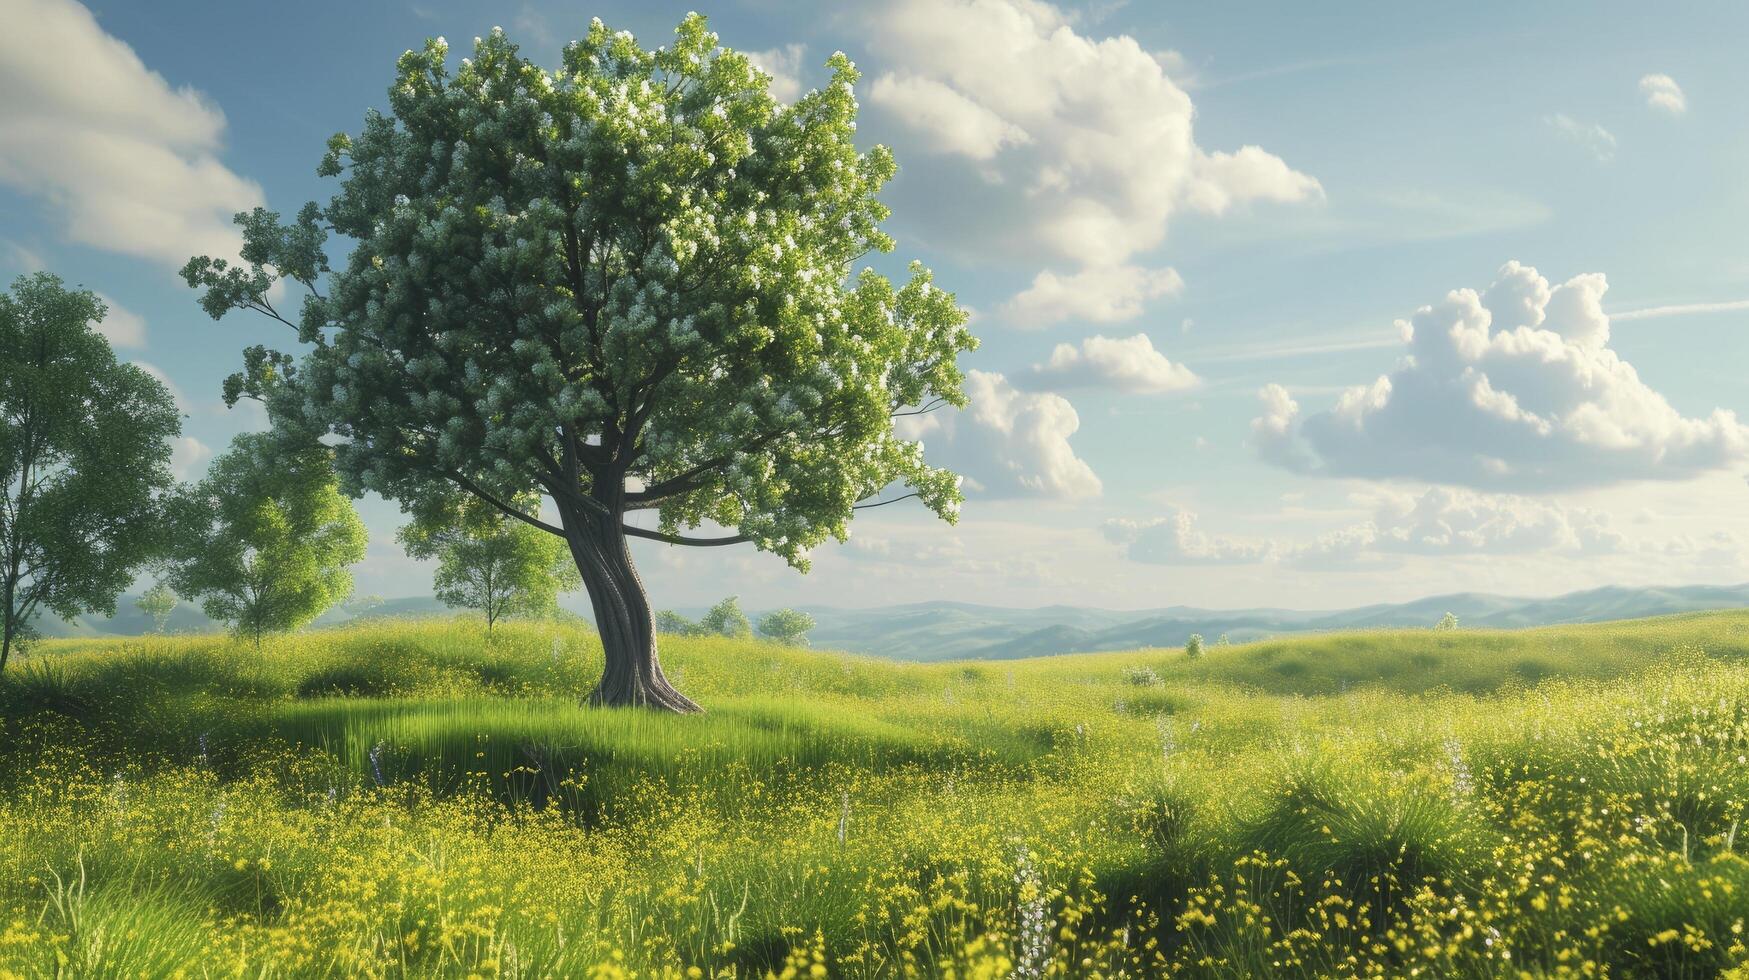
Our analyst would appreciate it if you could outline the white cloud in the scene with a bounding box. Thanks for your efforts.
[168,435,211,479]
[92,291,145,348]
[899,369,1101,499]
[1291,488,1623,568]
[0,0,263,266]
[1107,488,1626,572]
[1546,113,1616,162]
[1638,73,1687,115]
[1102,510,1272,565]
[1025,333,1199,394]
[999,264,1183,328]
[862,0,1319,270]
[1612,298,1749,321]
[745,43,807,103]
[1252,261,1749,490]
[867,73,1030,160]
[1152,48,1200,89]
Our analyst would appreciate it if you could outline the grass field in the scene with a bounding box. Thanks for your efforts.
[5,613,1749,977]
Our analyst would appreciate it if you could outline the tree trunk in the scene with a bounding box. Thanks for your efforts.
[561,503,700,713]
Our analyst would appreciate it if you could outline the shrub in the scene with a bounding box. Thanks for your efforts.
[1435,612,1460,631]
[1185,634,1204,659]
[1123,665,1163,687]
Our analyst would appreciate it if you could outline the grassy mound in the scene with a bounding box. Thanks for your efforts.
[3,613,1749,976]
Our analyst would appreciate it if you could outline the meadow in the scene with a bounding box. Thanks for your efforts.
[4,614,1749,977]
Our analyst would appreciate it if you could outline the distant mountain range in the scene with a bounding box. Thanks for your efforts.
[789,583,1749,660]
[34,583,1749,661]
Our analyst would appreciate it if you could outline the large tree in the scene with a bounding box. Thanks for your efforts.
[163,433,368,648]
[399,497,581,632]
[0,273,181,671]
[183,16,976,711]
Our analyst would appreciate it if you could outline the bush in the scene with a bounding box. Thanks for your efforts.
[1122,665,1163,687]
[1185,634,1204,659]
[1435,612,1459,631]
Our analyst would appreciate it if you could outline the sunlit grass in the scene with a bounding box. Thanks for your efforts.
[4,613,1749,975]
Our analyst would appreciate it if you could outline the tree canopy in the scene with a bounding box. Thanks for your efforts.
[699,595,752,639]
[163,433,368,647]
[184,15,976,709]
[756,608,815,646]
[0,273,181,670]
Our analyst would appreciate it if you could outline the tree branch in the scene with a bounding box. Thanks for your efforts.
[890,398,947,418]
[625,428,795,506]
[853,492,921,511]
[447,471,566,536]
[622,525,750,547]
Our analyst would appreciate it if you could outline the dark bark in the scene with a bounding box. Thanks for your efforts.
[560,500,700,713]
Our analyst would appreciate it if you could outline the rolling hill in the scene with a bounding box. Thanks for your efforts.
[36,581,1749,660]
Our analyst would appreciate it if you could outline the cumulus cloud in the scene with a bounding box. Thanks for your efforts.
[0,0,263,266]
[1639,73,1687,115]
[1107,489,1627,571]
[92,291,145,348]
[867,73,1029,159]
[899,369,1101,498]
[1546,113,1616,162]
[1251,261,1749,490]
[862,0,1318,301]
[1102,510,1272,565]
[168,436,211,479]
[999,264,1183,328]
[745,43,807,103]
[1291,488,1623,568]
[1024,333,1199,394]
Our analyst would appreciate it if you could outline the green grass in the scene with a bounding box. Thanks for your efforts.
[4,612,1749,976]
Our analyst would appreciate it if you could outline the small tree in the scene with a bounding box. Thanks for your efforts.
[135,583,178,633]
[164,433,368,647]
[756,608,815,646]
[655,610,702,636]
[399,498,581,632]
[0,273,182,672]
[183,16,976,711]
[1216,633,1231,647]
[1185,634,1204,659]
[1435,612,1459,631]
[699,596,752,639]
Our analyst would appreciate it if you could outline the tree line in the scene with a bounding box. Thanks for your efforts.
[2,10,972,707]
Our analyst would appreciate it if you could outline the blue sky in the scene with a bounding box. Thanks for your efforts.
[5,0,1749,611]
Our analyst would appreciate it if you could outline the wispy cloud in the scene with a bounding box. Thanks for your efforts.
[1546,113,1616,162]
[1190,331,1401,364]
[1612,299,1749,321]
